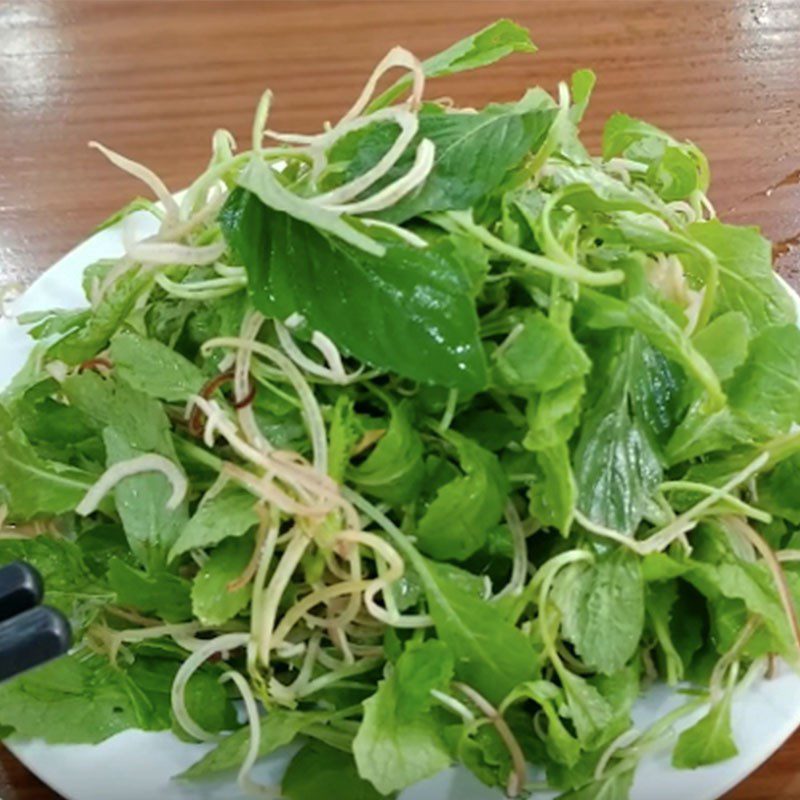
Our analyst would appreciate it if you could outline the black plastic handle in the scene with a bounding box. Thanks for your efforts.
[0,562,43,623]
[0,605,72,683]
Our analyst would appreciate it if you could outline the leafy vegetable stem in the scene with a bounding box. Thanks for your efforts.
[454,681,528,798]
[447,210,625,286]
[659,480,771,523]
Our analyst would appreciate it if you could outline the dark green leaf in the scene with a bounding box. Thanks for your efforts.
[107,558,192,622]
[416,433,509,560]
[284,741,387,800]
[222,194,487,392]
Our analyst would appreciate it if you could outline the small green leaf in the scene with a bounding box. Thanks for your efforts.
[348,403,425,505]
[555,550,645,675]
[169,485,259,560]
[191,535,254,626]
[284,741,387,800]
[673,700,737,769]
[180,709,334,780]
[107,558,192,622]
[0,406,97,522]
[110,330,205,402]
[48,269,152,365]
[421,559,538,703]
[368,19,537,111]
[494,312,590,394]
[353,641,453,794]
[416,433,509,560]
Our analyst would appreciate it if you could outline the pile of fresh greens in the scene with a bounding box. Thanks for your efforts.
[3,18,800,800]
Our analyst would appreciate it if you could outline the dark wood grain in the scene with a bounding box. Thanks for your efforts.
[1,1,799,798]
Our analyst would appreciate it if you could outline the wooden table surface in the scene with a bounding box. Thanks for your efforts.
[1,1,800,798]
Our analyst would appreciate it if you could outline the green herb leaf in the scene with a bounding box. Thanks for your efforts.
[107,557,192,622]
[348,402,425,505]
[191,535,254,625]
[0,653,151,744]
[416,432,509,560]
[284,741,388,800]
[222,194,488,392]
[368,19,537,111]
[0,406,97,521]
[169,485,259,561]
[555,550,645,675]
[109,330,205,402]
[421,559,538,703]
[672,700,737,769]
[493,312,590,394]
[48,270,152,365]
[353,641,453,794]
[180,709,334,780]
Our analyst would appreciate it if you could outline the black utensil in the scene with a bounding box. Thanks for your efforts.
[0,562,71,682]
[0,605,71,682]
[0,561,43,622]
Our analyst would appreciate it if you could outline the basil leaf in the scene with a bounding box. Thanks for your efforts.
[222,193,487,391]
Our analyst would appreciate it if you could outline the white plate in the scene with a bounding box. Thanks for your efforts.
[2,213,800,800]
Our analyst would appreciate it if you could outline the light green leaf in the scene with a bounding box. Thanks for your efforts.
[180,709,334,780]
[107,557,192,622]
[555,550,645,675]
[103,427,188,569]
[0,406,97,522]
[109,330,205,402]
[353,641,453,794]
[494,312,590,394]
[557,768,635,800]
[368,19,537,111]
[348,402,425,505]
[421,559,538,703]
[672,700,737,769]
[0,653,148,744]
[48,269,152,365]
[191,535,254,626]
[169,485,259,561]
[692,311,750,381]
[686,220,795,331]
